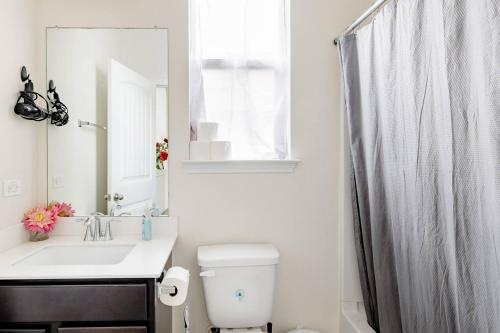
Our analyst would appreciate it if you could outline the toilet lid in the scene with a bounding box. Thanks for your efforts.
[198,244,280,267]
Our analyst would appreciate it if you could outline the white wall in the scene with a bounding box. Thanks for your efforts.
[35,0,372,332]
[0,0,43,231]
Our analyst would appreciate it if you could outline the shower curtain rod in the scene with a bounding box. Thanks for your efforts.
[333,0,390,46]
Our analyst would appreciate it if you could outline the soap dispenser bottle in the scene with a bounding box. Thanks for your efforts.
[142,208,153,241]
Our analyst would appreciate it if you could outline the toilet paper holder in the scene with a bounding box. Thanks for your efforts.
[158,285,178,297]
[157,270,179,297]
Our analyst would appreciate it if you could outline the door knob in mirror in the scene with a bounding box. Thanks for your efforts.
[113,193,124,202]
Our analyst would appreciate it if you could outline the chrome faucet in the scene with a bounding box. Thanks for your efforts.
[109,203,121,217]
[79,212,123,241]
[91,212,105,241]
[109,203,133,217]
[118,212,132,217]
[80,212,118,241]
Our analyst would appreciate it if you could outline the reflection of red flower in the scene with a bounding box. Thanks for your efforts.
[156,138,169,170]
[160,151,168,161]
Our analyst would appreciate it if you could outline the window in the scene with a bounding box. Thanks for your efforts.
[189,0,291,160]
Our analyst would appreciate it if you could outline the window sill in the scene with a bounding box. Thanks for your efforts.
[182,159,300,174]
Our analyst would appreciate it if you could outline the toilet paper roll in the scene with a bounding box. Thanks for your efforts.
[159,266,190,307]
[210,141,232,161]
[190,141,211,160]
[198,122,219,141]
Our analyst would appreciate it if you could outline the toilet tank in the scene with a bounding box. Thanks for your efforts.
[198,244,280,329]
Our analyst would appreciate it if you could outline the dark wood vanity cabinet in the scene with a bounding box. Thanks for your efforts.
[0,330,47,333]
[0,279,169,333]
[58,328,147,333]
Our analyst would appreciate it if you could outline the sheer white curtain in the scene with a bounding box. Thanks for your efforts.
[189,0,290,160]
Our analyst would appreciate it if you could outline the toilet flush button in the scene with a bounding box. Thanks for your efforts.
[235,289,245,301]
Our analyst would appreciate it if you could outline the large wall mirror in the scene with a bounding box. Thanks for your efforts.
[47,28,169,217]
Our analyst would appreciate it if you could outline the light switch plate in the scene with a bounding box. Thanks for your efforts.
[3,179,22,197]
[52,175,65,189]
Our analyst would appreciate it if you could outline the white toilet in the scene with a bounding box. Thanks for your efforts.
[198,244,280,332]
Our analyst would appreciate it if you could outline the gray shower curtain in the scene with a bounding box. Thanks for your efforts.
[339,0,500,332]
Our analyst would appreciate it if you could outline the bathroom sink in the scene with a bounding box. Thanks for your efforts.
[14,244,135,266]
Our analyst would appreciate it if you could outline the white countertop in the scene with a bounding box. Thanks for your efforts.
[0,217,177,280]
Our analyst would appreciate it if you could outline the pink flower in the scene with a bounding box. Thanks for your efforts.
[48,201,75,217]
[22,206,58,234]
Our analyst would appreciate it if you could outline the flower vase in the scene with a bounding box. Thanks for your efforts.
[29,232,49,242]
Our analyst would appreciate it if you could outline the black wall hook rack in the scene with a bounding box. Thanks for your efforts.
[14,66,69,126]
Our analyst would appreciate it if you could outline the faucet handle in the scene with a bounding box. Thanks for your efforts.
[76,216,90,224]
[76,216,92,228]
[77,217,94,241]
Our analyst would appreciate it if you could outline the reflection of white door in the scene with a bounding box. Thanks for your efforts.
[108,59,155,215]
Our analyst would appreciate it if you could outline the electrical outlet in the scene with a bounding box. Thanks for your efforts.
[3,179,22,197]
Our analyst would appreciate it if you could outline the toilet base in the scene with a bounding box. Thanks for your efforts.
[212,322,272,333]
